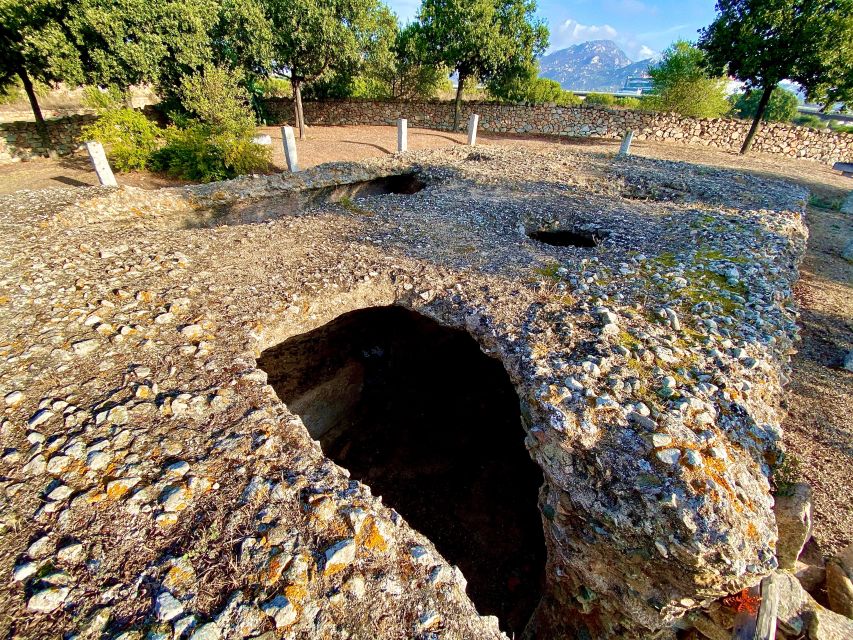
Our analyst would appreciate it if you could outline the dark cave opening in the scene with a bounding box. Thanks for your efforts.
[258,306,546,635]
[193,173,426,228]
[528,228,602,248]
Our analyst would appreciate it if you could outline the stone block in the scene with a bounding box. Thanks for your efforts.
[775,482,812,570]
[826,544,853,619]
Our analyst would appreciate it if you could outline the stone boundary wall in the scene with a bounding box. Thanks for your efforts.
[0,114,95,164]
[4,101,851,165]
[264,98,853,165]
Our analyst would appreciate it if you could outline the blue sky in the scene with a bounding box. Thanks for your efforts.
[385,0,719,61]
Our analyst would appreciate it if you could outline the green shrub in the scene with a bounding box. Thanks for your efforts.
[772,452,802,497]
[830,121,853,134]
[256,76,292,98]
[556,90,582,106]
[82,85,126,112]
[793,114,826,129]
[179,65,257,132]
[81,107,163,171]
[150,65,270,183]
[729,87,799,122]
[583,93,616,107]
[151,122,270,182]
[614,96,642,109]
[0,79,24,105]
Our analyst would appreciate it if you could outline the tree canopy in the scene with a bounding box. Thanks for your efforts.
[647,40,730,119]
[262,0,392,136]
[699,0,853,152]
[0,0,83,147]
[415,0,548,128]
[730,86,800,122]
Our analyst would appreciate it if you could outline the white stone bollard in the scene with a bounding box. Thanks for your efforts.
[397,118,408,153]
[467,114,480,146]
[84,141,117,187]
[281,126,299,173]
[618,130,634,156]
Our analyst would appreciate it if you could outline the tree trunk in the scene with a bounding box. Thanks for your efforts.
[740,84,773,154]
[453,73,466,131]
[293,81,305,140]
[17,69,55,158]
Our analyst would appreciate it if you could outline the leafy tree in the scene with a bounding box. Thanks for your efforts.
[647,40,730,118]
[699,0,853,153]
[488,63,580,105]
[415,0,548,129]
[263,0,392,137]
[342,21,452,100]
[729,86,799,122]
[151,64,270,181]
[0,0,83,151]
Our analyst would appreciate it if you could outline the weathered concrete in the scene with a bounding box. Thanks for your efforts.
[0,146,811,639]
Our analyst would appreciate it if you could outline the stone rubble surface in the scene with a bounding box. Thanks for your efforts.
[0,146,809,638]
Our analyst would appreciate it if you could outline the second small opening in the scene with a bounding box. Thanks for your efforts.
[528,228,602,248]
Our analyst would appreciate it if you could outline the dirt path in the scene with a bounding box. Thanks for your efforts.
[1,125,851,552]
[778,200,853,557]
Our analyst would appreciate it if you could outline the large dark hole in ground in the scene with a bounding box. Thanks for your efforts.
[528,228,602,248]
[189,173,426,228]
[258,306,546,635]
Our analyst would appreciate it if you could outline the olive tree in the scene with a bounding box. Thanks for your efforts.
[0,0,83,151]
[263,0,393,138]
[647,40,730,119]
[699,0,853,153]
[415,0,548,129]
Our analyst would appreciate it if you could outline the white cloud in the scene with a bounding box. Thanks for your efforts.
[637,45,657,59]
[553,19,618,49]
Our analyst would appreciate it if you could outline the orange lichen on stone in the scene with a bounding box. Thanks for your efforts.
[260,552,291,586]
[361,517,389,552]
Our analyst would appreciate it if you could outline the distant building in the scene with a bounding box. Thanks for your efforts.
[619,74,654,95]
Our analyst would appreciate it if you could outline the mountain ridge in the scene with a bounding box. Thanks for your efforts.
[539,40,652,92]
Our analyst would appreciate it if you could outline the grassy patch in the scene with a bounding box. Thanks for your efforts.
[338,196,374,216]
[534,261,563,280]
[808,194,842,211]
[695,247,748,264]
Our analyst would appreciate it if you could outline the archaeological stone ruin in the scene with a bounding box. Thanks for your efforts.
[1,146,851,639]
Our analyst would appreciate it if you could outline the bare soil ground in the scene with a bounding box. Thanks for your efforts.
[1,125,850,554]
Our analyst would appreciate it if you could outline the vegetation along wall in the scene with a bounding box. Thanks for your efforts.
[0,115,94,164]
[266,98,853,165]
[2,102,852,166]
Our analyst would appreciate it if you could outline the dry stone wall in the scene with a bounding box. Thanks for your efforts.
[263,98,853,165]
[0,115,93,163]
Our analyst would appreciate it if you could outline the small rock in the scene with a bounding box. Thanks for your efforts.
[87,450,112,471]
[47,484,73,501]
[181,324,204,340]
[13,561,38,582]
[155,591,184,622]
[72,339,99,356]
[826,543,853,619]
[27,586,69,613]
[160,484,191,512]
[189,622,220,640]
[28,409,53,428]
[775,482,812,570]
[57,542,85,563]
[5,390,24,406]
[261,595,297,629]
[651,433,673,448]
[656,448,681,465]
[324,538,356,575]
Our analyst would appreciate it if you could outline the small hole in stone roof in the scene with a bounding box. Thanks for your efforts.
[528,228,603,248]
